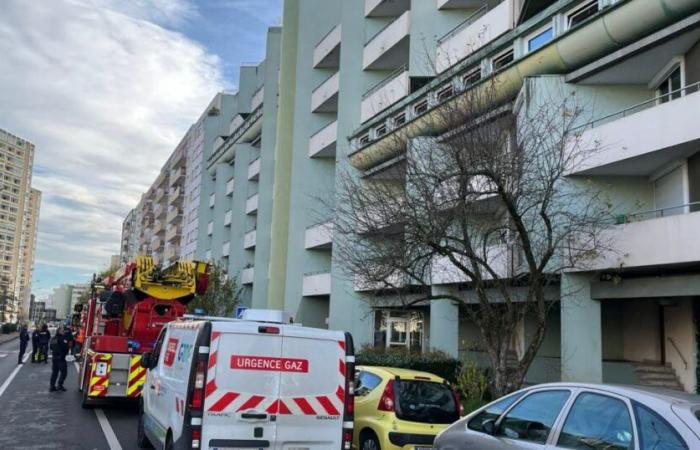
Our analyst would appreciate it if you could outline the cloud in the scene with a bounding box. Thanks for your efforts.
[0,0,226,290]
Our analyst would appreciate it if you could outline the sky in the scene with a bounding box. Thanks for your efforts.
[0,0,282,300]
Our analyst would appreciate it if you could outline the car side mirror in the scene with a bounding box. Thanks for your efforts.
[482,418,496,435]
[140,352,151,369]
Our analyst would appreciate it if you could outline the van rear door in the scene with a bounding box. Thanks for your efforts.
[275,326,348,450]
[202,322,282,449]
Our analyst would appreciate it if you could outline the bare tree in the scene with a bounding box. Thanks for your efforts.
[332,80,612,396]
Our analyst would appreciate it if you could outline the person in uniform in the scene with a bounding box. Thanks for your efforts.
[49,325,73,392]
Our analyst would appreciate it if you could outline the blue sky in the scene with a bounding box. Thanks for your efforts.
[0,0,281,300]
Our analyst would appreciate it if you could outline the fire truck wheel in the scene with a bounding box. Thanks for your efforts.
[137,405,153,449]
[80,382,93,409]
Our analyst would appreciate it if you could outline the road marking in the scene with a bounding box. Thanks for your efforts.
[0,354,6,358]
[94,408,123,450]
[0,352,29,398]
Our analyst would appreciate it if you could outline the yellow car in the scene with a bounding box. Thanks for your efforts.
[353,366,464,450]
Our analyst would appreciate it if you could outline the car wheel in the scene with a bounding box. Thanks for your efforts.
[360,432,380,450]
[137,406,153,449]
[80,380,93,409]
[163,431,173,450]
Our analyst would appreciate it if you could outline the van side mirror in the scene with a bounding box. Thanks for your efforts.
[140,352,151,369]
[482,418,496,435]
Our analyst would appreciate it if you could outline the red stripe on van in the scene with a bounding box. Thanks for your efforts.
[211,331,221,341]
[339,359,345,376]
[336,385,345,403]
[293,397,316,415]
[209,392,239,412]
[236,395,264,412]
[316,395,340,416]
[205,379,217,398]
[266,399,292,415]
[338,341,345,351]
[208,351,217,370]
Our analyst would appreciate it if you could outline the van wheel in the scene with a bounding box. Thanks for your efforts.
[163,431,173,450]
[360,431,380,450]
[137,406,153,449]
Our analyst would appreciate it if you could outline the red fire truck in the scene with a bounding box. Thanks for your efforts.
[77,256,209,407]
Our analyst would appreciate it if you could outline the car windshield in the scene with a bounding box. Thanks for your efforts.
[395,380,459,424]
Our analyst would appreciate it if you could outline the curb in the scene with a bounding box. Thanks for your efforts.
[0,333,18,345]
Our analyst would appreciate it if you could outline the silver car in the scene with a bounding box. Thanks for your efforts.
[435,382,700,449]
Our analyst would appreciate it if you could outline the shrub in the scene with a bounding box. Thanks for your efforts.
[355,346,461,383]
[456,360,489,404]
[1,322,17,334]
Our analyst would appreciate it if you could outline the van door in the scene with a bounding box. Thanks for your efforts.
[202,322,283,449]
[275,326,347,450]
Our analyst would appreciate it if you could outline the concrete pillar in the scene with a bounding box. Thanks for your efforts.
[561,273,602,382]
[429,286,460,358]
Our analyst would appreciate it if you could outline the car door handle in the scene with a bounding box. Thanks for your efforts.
[241,413,268,420]
[149,385,155,390]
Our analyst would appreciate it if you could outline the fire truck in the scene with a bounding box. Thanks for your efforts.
[78,256,209,407]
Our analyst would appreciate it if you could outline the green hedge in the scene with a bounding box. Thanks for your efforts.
[1,323,17,334]
[355,346,461,383]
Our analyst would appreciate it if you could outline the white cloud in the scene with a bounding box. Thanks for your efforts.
[0,0,225,282]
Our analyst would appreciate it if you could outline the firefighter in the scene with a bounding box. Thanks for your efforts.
[37,324,51,363]
[17,324,29,364]
[31,327,39,362]
[49,325,72,392]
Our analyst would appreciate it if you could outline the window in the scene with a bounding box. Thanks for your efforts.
[492,49,514,71]
[496,390,571,444]
[657,65,682,104]
[355,371,382,396]
[395,380,459,424]
[557,393,633,450]
[437,84,454,102]
[359,133,370,145]
[393,112,406,127]
[463,67,481,87]
[376,124,387,137]
[468,392,525,432]
[527,26,554,52]
[633,402,688,450]
[414,97,428,115]
[568,0,599,28]
[151,328,167,367]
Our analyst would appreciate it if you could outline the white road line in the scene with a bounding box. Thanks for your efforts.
[0,354,7,358]
[94,408,123,450]
[0,352,29,397]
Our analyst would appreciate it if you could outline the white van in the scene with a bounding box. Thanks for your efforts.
[137,310,355,450]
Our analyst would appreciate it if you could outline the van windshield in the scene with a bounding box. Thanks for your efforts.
[395,380,459,424]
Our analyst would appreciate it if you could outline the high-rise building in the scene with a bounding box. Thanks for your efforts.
[0,129,40,322]
[47,284,72,321]
[120,207,141,264]
[69,283,88,312]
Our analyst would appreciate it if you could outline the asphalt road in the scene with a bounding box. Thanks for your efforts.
[0,338,141,450]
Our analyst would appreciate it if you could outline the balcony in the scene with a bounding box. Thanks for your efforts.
[230,114,245,134]
[241,267,255,285]
[170,167,184,186]
[438,0,489,9]
[431,244,515,285]
[166,207,182,224]
[573,84,700,176]
[365,0,410,17]
[209,193,215,208]
[363,11,410,70]
[222,241,230,257]
[354,271,407,292]
[225,178,234,196]
[164,245,179,260]
[165,225,180,242]
[154,188,165,203]
[304,222,333,249]
[436,0,515,73]
[207,221,213,236]
[224,210,232,227]
[313,24,342,69]
[248,157,260,180]
[245,194,258,215]
[168,186,182,205]
[151,236,163,250]
[153,203,166,219]
[309,121,338,158]
[311,71,340,113]
[251,86,264,110]
[155,170,167,187]
[244,230,256,249]
[302,272,331,296]
[361,66,409,123]
[592,208,700,271]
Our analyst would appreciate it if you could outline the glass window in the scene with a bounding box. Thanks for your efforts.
[633,402,688,450]
[557,393,633,450]
[468,392,525,432]
[395,380,459,424]
[658,66,682,103]
[528,27,554,52]
[497,390,571,444]
[355,371,382,397]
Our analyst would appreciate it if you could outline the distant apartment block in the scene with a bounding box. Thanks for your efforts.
[0,129,40,323]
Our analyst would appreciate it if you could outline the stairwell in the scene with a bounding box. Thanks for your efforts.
[633,362,685,391]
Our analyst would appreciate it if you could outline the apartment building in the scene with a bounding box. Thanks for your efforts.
[190,0,700,393]
[0,129,40,323]
[120,206,140,264]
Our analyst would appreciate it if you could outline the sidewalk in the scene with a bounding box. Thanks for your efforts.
[0,333,18,345]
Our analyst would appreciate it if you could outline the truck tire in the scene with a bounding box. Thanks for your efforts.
[137,407,153,449]
[80,383,93,409]
[163,431,173,450]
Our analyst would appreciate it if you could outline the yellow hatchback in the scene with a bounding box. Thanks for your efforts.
[353,366,464,450]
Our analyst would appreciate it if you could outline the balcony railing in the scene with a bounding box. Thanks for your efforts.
[209,104,264,164]
[365,0,410,17]
[615,202,700,225]
[248,157,260,180]
[361,65,410,123]
[165,225,181,242]
[311,71,340,113]
[251,86,264,110]
[363,10,411,70]
[305,221,333,249]
[222,241,230,257]
[302,272,332,296]
[313,24,342,69]
[308,121,338,158]
[244,230,256,249]
[168,187,182,205]
[246,194,259,215]
[225,178,234,196]
[209,193,215,208]
[170,167,184,185]
[241,267,255,284]
[224,210,232,227]
[166,208,182,224]
[207,221,213,236]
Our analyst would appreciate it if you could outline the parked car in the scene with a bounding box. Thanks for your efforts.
[353,366,464,450]
[434,382,700,449]
[137,310,355,450]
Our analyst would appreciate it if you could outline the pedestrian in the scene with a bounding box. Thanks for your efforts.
[49,324,72,392]
[31,327,39,362]
[37,324,51,363]
[17,323,29,364]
